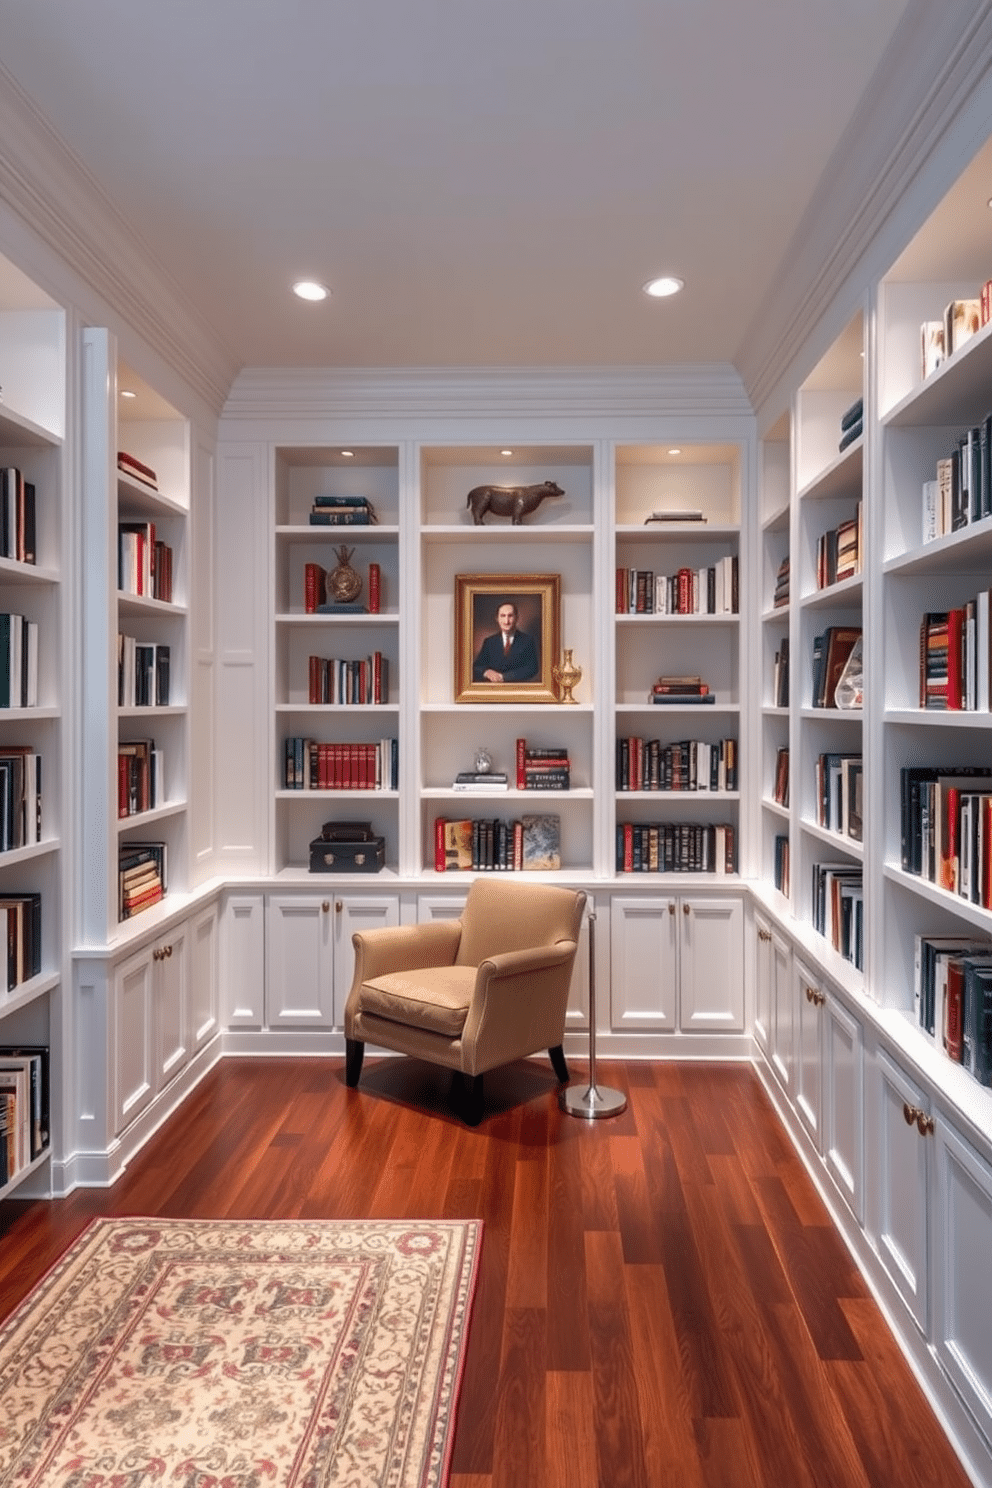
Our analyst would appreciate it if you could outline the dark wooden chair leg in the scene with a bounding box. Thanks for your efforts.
[548,1044,569,1083]
[462,1073,485,1126]
[345,1038,365,1087]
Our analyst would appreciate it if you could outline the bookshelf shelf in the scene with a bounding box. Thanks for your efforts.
[882,518,992,576]
[797,438,863,503]
[800,574,863,610]
[800,818,864,860]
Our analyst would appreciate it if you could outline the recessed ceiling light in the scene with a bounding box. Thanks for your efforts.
[120,389,136,399]
[340,450,355,458]
[668,447,682,456]
[500,449,514,457]
[293,280,329,302]
[643,276,684,298]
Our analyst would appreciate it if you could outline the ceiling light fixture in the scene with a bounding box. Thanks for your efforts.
[643,275,684,299]
[500,449,514,457]
[668,447,682,456]
[120,389,136,399]
[293,280,329,302]
[340,450,355,458]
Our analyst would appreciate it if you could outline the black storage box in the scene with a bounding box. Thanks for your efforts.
[308,834,386,873]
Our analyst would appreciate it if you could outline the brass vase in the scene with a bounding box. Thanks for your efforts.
[553,647,582,704]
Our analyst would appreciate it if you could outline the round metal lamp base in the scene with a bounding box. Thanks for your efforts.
[559,1083,628,1120]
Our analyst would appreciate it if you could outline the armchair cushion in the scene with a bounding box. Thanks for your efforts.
[356,964,475,1038]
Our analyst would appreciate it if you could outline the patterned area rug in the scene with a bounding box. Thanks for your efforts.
[0,1216,481,1487]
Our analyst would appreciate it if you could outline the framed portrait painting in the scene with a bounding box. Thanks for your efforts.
[454,573,561,704]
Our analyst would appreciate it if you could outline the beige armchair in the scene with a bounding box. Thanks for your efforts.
[344,877,586,1123]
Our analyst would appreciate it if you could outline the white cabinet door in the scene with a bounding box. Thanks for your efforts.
[933,1114,992,1444]
[822,994,863,1223]
[333,894,400,1025]
[769,925,794,1095]
[266,894,334,1028]
[155,923,189,1090]
[113,947,155,1136]
[753,913,773,1055]
[794,959,823,1147]
[678,896,744,1032]
[221,893,265,1029]
[610,895,677,1030]
[872,1047,930,1331]
[189,901,219,1054]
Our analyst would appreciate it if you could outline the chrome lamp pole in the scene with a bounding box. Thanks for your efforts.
[559,910,627,1119]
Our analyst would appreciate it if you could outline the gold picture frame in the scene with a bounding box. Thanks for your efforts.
[455,573,562,704]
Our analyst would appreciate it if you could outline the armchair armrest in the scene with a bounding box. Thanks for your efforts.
[476,941,577,983]
[350,919,462,985]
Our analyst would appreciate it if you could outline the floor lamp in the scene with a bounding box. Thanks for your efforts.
[559,910,627,1119]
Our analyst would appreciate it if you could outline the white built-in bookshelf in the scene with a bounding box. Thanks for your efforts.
[0,253,66,1199]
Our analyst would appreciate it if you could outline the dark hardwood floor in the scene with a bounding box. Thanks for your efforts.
[0,1055,974,1488]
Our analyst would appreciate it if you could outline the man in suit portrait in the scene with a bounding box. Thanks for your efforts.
[472,600,539,683]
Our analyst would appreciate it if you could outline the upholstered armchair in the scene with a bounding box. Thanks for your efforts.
[344,877,586,1123]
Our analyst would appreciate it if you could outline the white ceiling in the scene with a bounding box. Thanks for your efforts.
[0,0,916,373]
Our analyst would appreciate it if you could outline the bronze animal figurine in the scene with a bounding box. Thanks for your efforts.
[466,479,565,525]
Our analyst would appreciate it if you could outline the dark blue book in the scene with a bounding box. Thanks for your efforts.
[309,511,373,525]
[313,495,371,508]
[649,693,715,703]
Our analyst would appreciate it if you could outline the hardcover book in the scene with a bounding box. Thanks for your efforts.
[521,814,561,870]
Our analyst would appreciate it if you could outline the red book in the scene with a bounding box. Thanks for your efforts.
[435,817,447,872]
[513,820,523,871]
[945,959,965,1061]
[373,651,382,704]
[304,563,326,614]
[516,737,526,790]
[947,607,964,709]
[368,563,381,614]
[677,567,693,614]
[623,822,634,873]
[308,655,320,705]
[616,568,627,614]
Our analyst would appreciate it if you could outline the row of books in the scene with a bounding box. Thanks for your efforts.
[771,639,789,708]
[922,419,992,539]
[772,747,789,808]
[900,765,992,905]
[0,1046,48,1185]
[308,652,389,706]
[117,450,158,491]
[119,841,167,922]
[117,740,163,819]
[283,738,398,791]
[816,502,862,588]
[616,736,738,793]
[774,835,790,896]
[0,468,36,564]
[0,748,41,851]
[915,935,992,1086]
[118,522,173,602]
[815,752,863,842]
[810,626,861,709]
[0,613,38,709]
[772,555,790,609]
[308,495,378,526]
[919,598,992,711]
[920,292,991,382]
[434,814,561,872]
[615,821,736,875]
[0,894,42,992]
[812,863,863,970]
[649,675,714,705]
[304,561,381,614]
[118,636,170,708]
[515,738,569,790]
[615,557,738,615]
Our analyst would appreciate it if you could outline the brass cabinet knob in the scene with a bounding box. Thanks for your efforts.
[757,927,772,942]
[902,1102,934,1135]
[903,1102,916,1126]
[336,900,343,912]
[668,901,675,916]
[683,902,690,916]
[805,985,814,1003]
[322,900,330,913]
[165,943,172,958]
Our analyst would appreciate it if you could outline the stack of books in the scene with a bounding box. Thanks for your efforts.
[816,503,862,587]
[616,558,738,615]
[515,739,570,790]
[118,521,173,601]
[811,863,863,969]
[923,421,992,539]
[914,936,992,1081]
[649,676,714,705]
[772,640,789,708]
[772,555,790,609]
[815,752,863,840]
[283,737,398,790]
[838,398,863,453]
[616,821,736,874]
[900,764,992,900]
[117,450,158,492]
[308,495,378,526]
[451,771,509,792]
[810,627,861,709]
[0,1046,48,1183]
[118,842,167,921]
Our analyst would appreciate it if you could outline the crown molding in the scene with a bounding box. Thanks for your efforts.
[0,63,237,415]
[222,363,754,426]
[737,0,992,416]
